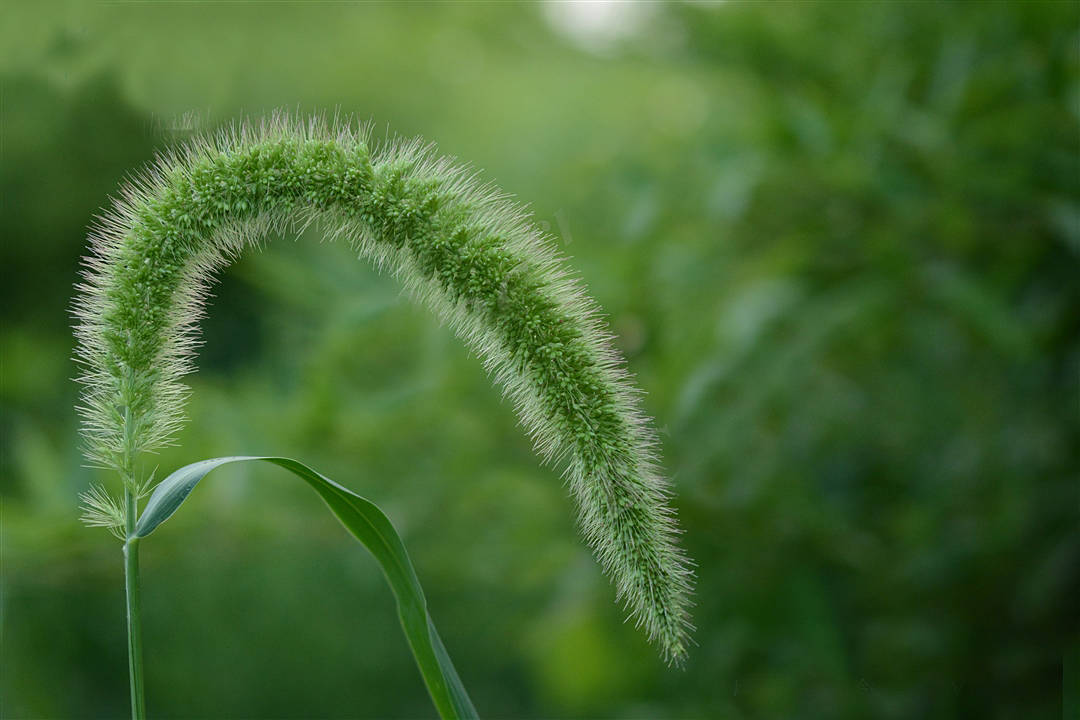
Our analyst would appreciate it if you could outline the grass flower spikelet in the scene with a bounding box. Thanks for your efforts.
[73,113,694,662]
[79,484,126,540]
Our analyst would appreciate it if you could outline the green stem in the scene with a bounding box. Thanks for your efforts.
[124,489,146,720]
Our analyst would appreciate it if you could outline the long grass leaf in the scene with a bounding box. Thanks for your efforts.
[135,455,478,719]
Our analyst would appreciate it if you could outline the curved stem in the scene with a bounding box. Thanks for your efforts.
[124,490,146,720]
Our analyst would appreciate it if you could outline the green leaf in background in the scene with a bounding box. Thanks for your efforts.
[134,456,478,720]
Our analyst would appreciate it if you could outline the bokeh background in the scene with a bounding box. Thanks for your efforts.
[2,2,1078,718]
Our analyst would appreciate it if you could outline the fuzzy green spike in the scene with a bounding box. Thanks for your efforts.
[73,113,694,663]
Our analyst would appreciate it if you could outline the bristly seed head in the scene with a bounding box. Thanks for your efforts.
[72,111,695,663]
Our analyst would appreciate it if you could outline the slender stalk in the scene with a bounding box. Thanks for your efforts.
[123,489,146,720]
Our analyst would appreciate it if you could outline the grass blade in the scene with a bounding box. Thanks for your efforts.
[135,455,478,719]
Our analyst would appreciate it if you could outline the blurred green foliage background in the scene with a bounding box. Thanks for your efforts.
[2,1,1078,718]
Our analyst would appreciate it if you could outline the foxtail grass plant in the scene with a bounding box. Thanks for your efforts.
[74,113,694,718]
